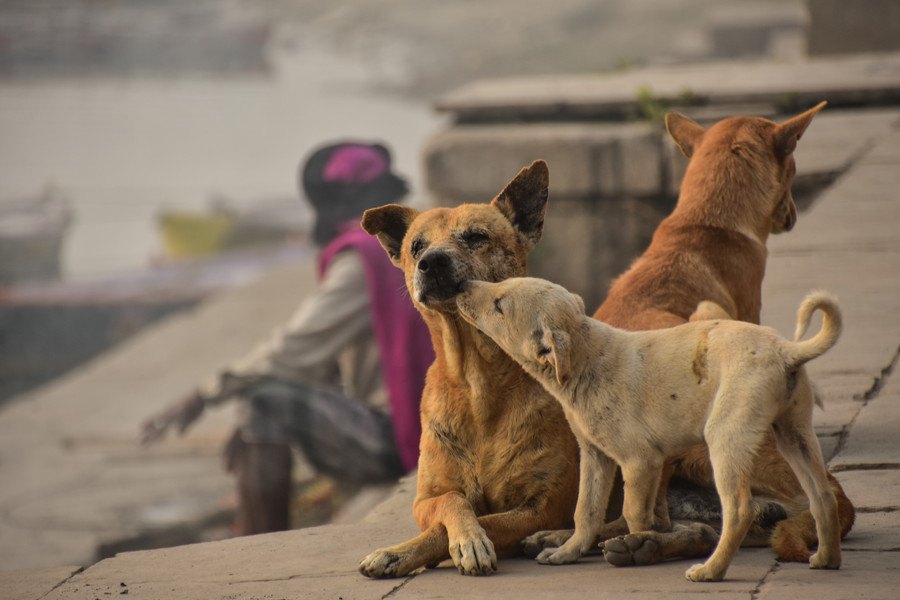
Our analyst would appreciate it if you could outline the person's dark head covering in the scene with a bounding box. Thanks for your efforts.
[300,141,409,247]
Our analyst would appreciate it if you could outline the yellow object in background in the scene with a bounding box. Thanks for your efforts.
[158,211,236,259]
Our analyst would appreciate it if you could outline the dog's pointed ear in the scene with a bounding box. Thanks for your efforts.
[361,204,419,266]
[492,160,549,249]
[665,112,706,158]
[773,101,826,160]
[538,327,571,387]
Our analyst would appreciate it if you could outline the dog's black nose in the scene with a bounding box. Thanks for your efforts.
[418,249,451,273]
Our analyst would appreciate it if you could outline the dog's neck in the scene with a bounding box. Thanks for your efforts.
[673,158,777,246]
[425,309,531,389]
[650,185,771,324]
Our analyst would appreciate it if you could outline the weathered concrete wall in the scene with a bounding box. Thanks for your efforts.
[424,55,900,310]
[424,122,677,310]
[807,0,900,56]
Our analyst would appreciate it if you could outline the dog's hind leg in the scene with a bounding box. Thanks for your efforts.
[770,376,853,562]
[771,472,854,561]
[771,389,841,569]
[603,522,719,567]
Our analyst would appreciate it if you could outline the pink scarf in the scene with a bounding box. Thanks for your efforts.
[318,222,434,471]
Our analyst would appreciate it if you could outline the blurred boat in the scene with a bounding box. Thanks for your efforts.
[158,195,311,260]
[0,188,72,284]
[158,209,236,260]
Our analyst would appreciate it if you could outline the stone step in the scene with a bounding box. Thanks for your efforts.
[436,53,900,124]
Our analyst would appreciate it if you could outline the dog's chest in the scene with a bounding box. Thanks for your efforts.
[461,395,571,512]
[562,403,619,454]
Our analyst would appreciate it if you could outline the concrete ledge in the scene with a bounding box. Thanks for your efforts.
[425,122,661,204]
[425,109,900,206]
[808,0,900,56]
[436,53,900,123]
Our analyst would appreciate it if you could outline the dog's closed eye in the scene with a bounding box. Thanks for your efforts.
[537,345,551,357]
[462,230,490,247]
[410,237,426,258]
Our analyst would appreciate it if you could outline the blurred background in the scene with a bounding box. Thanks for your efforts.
[1,0,898,572]
[0,0,812,401]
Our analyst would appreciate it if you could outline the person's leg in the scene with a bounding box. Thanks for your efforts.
[224,430,292,535]
[224,382,304,536]
[277,383,404,483]
[225,380,403,536]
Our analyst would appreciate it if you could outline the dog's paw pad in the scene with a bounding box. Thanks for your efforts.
[602,533,662,567]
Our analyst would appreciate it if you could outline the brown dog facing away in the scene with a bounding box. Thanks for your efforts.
[358,160,580,577]
[523,102,856,567]
[457,277,843,582]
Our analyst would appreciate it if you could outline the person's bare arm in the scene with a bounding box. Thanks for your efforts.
[139,251,371,444]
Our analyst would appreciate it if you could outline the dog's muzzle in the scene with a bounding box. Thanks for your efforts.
[415,249,465,305]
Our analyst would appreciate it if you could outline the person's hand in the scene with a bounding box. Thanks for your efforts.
[140,390,206,445]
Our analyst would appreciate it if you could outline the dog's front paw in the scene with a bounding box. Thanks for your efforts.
[522,529,574,558]
[809,550,841,570]
[359,548,414,579]
[684,562,722,582]
[602,532,663,567]
[449,526,497,576]
[535,537,583,565]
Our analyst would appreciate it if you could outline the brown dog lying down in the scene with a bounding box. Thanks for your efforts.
[457,277,843,582]
[524,102,855,566]
[358,161,580,577]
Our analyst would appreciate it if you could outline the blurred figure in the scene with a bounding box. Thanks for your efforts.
[141,141,433,535]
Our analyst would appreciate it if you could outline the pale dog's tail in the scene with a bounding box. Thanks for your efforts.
[783,291,842,368]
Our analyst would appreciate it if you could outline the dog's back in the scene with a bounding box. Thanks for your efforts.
[595,216,766,329]
[593,108,825,328]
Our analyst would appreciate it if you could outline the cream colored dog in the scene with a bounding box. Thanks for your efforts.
[455,277,842,582]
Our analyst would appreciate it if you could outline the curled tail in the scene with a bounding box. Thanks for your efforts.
[783,291,842,368]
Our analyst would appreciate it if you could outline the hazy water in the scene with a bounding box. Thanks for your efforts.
[0,48,440,279]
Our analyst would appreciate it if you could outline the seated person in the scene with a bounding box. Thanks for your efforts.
[141,141,433,535]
